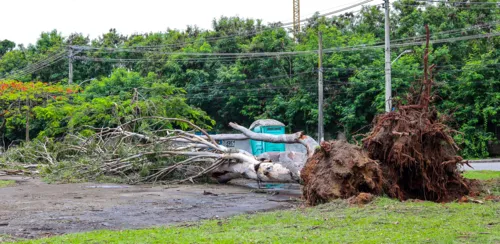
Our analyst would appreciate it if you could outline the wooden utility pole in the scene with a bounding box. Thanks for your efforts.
[384,0,392,112]
[25,95,30,142]
[68,46,73,85]
[317,31,324,142]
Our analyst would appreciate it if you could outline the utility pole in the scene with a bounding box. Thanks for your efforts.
[384,0,392,112]
[68,46,73,85]
[25,95,30,142]
[317,31,324,142]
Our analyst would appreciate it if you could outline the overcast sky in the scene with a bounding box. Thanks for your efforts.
[1,0,378,46]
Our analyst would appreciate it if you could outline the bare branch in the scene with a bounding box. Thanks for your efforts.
[229,122,318,157]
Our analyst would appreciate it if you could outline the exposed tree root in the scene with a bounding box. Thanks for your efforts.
[362,107,477,202]
[362,25,478,202]
[301,141,383,206]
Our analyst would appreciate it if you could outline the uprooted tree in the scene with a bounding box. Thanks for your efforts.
[300,25,478,205]
[362,25,477,202]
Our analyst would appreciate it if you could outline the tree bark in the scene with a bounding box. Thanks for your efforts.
[83,119,318,184]
[228,122,318,157]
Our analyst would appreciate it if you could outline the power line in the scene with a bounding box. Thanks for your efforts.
[70,27,500,60]
[182,76,500,100]
[72,1,376,52]
[186,71,316,89]
[4,17,498,79]
[58,17,500,71]
[391,20,500,44]
[11,53,67,78]
[182,63,500,95]
[398,2,500,9]
[6,30,497,80]
[414,0,500,4]
[334,31,500,52]
[72,45,316,57]
[73,55,288,63]
[282,0,375,26]
[68,0,376,52]
[0,50,68,80]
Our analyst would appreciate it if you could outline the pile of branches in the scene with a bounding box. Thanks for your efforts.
[2,117,315,184]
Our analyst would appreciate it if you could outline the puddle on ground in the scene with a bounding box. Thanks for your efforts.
[243,183,301,190]
[85,185,130,189]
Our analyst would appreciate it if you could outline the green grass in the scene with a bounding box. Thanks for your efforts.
[463,170,500,195]
[463,170,500,180]
[10,171,500,244]
[0,180,15,188]
[14,198,500,244]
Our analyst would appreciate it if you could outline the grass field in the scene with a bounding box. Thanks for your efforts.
[0,180,15,188]
[11,171,500,244]
[463,170,500,180]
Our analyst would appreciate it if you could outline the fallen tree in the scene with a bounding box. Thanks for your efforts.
[3,116,317,184]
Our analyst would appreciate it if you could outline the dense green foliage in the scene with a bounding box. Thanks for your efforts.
[0,1,499,157]
[0,70,213,146]
[0,80,78,142]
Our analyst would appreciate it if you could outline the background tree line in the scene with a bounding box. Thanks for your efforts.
[0,0,499,158]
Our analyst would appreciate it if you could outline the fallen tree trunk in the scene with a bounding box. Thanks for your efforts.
[228,122,318,157]
[63,118,318,184]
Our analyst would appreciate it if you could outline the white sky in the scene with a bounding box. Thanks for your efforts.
[1,0,377,46]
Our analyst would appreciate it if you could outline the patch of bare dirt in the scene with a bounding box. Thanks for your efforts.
[348,193,375,205]
[0,176,299,239]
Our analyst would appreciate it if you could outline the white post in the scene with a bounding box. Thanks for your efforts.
[318,31,324,142]
[384,0,392,112]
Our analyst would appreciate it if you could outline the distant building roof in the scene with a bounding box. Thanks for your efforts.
[249,119,285,130]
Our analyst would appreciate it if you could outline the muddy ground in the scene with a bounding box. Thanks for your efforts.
[0,176,301,240]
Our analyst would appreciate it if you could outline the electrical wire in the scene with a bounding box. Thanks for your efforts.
[391,20,500,44]
[281,0,375,26]
[398,2,500,9]
[3,2,498,79]
[67,17,500,64]
[10,54,67,78]
[414,0,500,4]
[76,1,377,52]
[0,50,68,80]
[69,30,500,63]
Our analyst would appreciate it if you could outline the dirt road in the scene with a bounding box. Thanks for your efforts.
[0,176,300,240]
